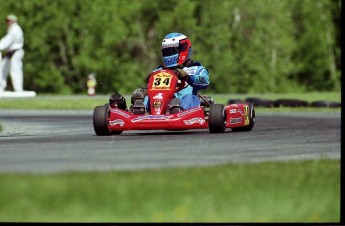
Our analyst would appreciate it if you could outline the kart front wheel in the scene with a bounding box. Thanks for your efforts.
[93,105,112,136]
[209,104,226,133]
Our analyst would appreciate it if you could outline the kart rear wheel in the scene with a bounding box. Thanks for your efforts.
[209,104,226,133]
[93,105,113,136]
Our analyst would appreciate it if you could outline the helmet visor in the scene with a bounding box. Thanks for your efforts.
[162,47,179,57]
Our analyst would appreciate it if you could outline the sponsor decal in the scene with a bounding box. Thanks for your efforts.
[183,117,205,125]
[153,101,162,108]
[153,93,163,99]
[177,106,201,117]
[244,117,250,125]
[229,109,237,114]
[154,108,161,114]
[111,109,131,118]
[162,43,179,48]
[244,105,250,125]
[154,72,172,78]
[109,119,125,127]
[230,117,242,124]
[244,105,249,114]
[132,115,171,122]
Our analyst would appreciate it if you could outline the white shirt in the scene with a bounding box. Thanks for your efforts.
[0,22,24,51]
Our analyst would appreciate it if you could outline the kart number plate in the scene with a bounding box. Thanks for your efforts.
[152,73,172,90]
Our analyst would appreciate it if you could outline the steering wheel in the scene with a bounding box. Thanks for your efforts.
[176,77,188,92]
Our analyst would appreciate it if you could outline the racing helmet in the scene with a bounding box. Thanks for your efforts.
[161,33,192,68]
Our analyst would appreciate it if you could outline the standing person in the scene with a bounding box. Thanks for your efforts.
[0,51,2,88]
[0,14,24,92]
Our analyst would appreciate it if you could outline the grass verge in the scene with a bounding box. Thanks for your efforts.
[0,159,340,223]
[0,91,341,111]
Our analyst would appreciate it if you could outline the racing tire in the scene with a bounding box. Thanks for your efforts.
[310,100,341,108]
[93,105,111,136]
[209,104,226,133]
[273,99,309,107]
[106,104,125,134]
[245,97,275,108]
[231,103,255,132]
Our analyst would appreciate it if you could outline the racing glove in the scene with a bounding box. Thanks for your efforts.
[174,69,189,81]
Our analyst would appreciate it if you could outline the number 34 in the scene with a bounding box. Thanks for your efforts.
[154,78,171,86]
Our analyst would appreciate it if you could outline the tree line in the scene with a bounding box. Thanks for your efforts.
[0,0,341,94]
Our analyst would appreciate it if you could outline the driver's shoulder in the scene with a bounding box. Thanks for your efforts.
[185,59,207,71]
[186,64,208,73]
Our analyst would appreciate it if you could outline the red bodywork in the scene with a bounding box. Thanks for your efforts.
[107,69,252,132]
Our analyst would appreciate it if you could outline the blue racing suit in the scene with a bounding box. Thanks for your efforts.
[144,60,210,110]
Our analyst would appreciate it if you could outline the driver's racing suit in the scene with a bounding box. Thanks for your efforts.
[143,59,210,110]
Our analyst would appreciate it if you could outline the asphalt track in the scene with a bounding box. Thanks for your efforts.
[0,109,341,174]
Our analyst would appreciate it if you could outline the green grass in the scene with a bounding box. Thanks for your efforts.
[222,91,341,102]
[0,159,340,222]
[0,91,341,111]
[0,95,106,110]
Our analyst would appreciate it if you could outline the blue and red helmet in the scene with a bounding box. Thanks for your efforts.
[161,33,192,68]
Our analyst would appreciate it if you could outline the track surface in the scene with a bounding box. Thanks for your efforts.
[0,109,340,174]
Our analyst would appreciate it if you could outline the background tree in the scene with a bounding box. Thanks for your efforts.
[290,0,341,91]
[0,0,341,94]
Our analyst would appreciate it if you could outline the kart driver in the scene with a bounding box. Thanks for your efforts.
[110,32,210,114]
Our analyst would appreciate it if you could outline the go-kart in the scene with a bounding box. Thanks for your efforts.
[93,69,255,135]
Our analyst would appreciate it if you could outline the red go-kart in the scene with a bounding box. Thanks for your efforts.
[93,69,255,135]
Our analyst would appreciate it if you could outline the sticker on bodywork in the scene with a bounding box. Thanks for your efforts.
[153,101,162,108]
[177,106,201,117]
[230,117,242,124]
[183,117,205,125]
[110,109,131,118]
[109,119,125,127]
[132,115,171,122]
[244,105,250,125]
[151,73,173,90]
[229,109,237,114]
[153,93,163,99]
